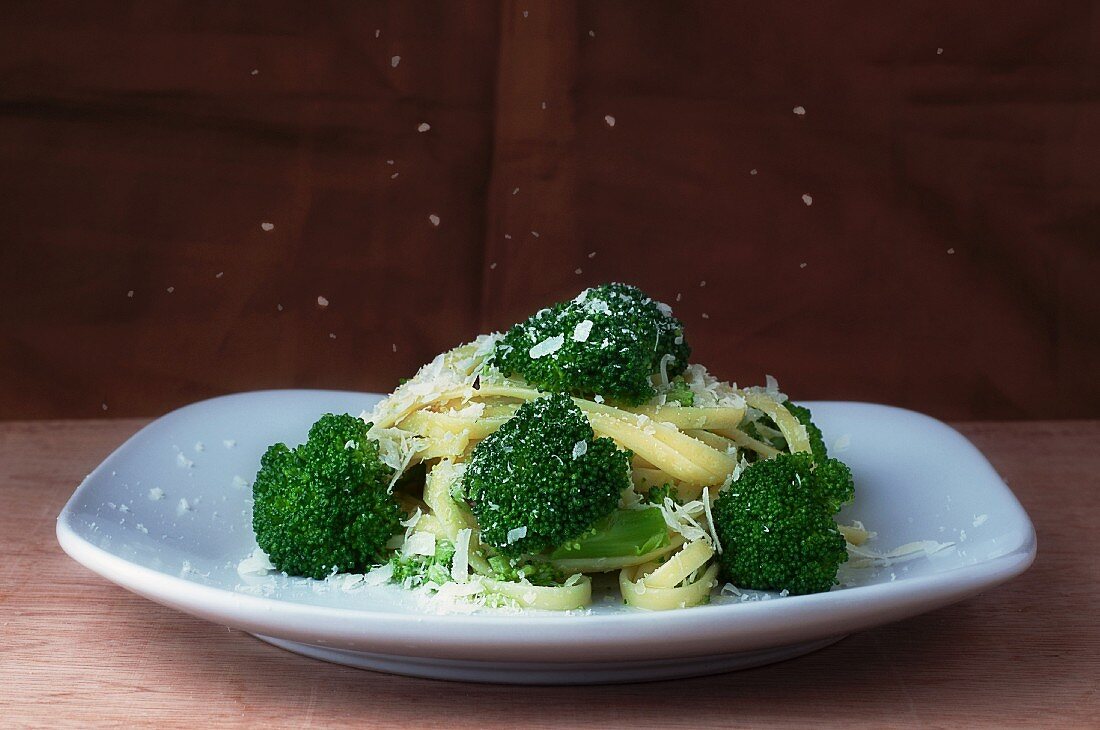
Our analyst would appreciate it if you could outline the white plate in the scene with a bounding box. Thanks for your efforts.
[57,390,1036,684]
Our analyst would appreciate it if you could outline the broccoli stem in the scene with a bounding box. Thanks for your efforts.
[548,508,669,560]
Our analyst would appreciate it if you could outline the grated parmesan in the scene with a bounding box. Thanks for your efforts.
[572,319,594,342]
[451,528,472,583]
[403,531,437,557]
[529,334,565,359]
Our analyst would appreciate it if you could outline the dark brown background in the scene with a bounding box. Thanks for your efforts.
[1,1,1097,421]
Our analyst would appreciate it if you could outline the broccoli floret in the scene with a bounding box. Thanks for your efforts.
[549,507,669,560]
[252,413,402,579]
[712,452,854,595]
[664,376,695,407]
[390,539,456,589]
[462,393,633,556]
[643,483,683,506]
[491,283,690,406]
[486,555,564,586]
[784,401,828,462]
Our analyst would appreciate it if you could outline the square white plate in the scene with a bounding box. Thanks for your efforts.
[57,390,1035,684]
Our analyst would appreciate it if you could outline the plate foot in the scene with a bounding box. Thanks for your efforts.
[252,634,846,684]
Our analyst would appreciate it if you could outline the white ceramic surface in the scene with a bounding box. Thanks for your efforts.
[57,390,1036,684]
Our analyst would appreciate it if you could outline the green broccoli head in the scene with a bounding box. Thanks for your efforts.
[661,375,695,407]
[491,283,690,406]
[462,393,633,556]
[643,483,683,506]
[486,555,565,586]
[252,413,402,579]
[390,539,456,589]
[713,452,854,595]
[783,401,828,462]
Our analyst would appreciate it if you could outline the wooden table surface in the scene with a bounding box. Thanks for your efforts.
[2,418,1096,728]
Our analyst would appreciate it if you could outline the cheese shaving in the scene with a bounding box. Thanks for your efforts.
[402,531,437,557]
[529,335,565,359]
[237,547,276,576]
[452,527,472,583]
[846,540,956,568]
[572,319,594,342]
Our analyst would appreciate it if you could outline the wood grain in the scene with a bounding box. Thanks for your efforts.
[1,417,1097,727]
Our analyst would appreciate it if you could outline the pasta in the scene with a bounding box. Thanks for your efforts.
[360,334,861,611]
[251,284,872,611]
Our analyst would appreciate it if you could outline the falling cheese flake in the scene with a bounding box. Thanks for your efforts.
[800,262,808,269]
[529,335,565,359]
[392,343,397,352]
[702,313,710,319]
[375,29,381,38]
[490,262,498,269]
[506,526,528,544]
[572,319,594,342]
[572,440,588,459]
[317,295,329,308]
[588,251,596,258]
[417,122,431,133]
[793,105,806,115]
[699,280,706,287]
[937,47,944,55]
[802,194,813,206]
[329,333,336,339]
[127,290,134,298]
[276,304,284,311]
[215,271,224,279]
[261,222,275,231]
[390,55,401,68]
[574,268,583,275]
[947,248,956,255]
[522,10,529,18]
[589,30,596,38]
[166,286,175,293]
[604,115,616,127]
[531,230,540,238]
[750,168,758,175]
[101,403,108,411]
[428,213,441,227]
[250,69,259,76]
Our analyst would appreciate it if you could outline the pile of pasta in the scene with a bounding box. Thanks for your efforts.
[365,336,870,610]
